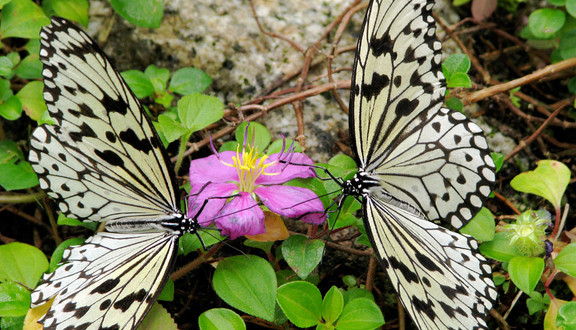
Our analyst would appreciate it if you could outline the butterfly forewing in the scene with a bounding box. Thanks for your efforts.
[31,232,179,329]
[350,0,445,170]
[30,17,180,223]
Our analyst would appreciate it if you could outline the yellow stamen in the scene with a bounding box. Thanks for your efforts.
[222,144,282,192]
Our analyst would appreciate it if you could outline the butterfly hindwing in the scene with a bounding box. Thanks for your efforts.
[364,199,496,329]
[31,232,179,329]
[30,17,180,223]
[369,107,495,228]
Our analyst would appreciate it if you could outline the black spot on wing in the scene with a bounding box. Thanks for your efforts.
[390,256,419,283]
[396,98,419,116]
[95,149,124,167]
[119,128,152,154]
[91,278,120,294]
[114,289,148,312]
[363,72,390,100]
[415,252,443,273]
[371,34,393,57]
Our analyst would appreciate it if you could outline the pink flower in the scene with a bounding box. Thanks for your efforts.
[188,139,325,239]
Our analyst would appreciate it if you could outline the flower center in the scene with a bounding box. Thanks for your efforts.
[224,145,278,192]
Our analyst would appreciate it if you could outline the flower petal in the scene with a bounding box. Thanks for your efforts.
[189,151,239,185]
[188,182,237,225]
[255,185,326,224]
[257,153,316,185]
[216,192,265,239]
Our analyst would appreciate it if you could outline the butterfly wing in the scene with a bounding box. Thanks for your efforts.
[348,0,497,328]
[349,0,495,229]
[29,17,181,223]
[364,199,496,329]
[30,232,179,329]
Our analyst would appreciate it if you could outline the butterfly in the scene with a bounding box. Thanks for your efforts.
[29,17,201,329]
[340,0,498,328]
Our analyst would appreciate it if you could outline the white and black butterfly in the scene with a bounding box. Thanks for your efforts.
[29,17,200,329]
[341,0,498,328]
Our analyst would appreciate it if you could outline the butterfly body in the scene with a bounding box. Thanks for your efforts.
[344,0,497,328]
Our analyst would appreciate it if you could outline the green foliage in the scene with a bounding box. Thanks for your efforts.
[281,235,325,279]
[557,302,576,329]
[460,207,495,241]
[198,308,246,330]
[442,54,472,112]
[508,256,545,294]
[110,0,164,28]
[213,255,277,322]
[510,160,570,210]
[0,141,39,191]
[521,0,576,61]
[526,291,551,315]
[554,243,576,277]
[276,282,384,329]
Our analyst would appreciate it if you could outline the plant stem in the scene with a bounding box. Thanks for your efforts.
[174,130,193,175]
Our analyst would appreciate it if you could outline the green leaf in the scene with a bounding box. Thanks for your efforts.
[554,243,576,277]
[276,281,322,328]
[0,95,22,120]
[15,54,42,79]
[341,288,375,305]
[42,0,89,26]
[145,65,170,85]
[16,81,46,121]
[56,213,98,230]
[0,0,50,39]
[335,298,384,330]
[48,238,85,272]
[0,78,13,102]
[548,0,566,6]
[559,30,576,60]
[110,0,164,28]
[179,230,224,255]
[528,9,566,39]
[446,72,472,88]
[479,232,523,262]
[445,97,463,112]
[169,67,212,95]
[510,160,571,210]
[156,279,174,301]
[442,54,471,77]
[235,122,271,152]
[460,207,495,241]
[0,242,48,288]
[243,239,275,255]
[0,162,39,191]
[156,114,188,144]
[567,0,576,18]
[0,140,22,164]
[213,255,276,322]
[178,93,223,132]
[322,286,344,324]
[198,308,246,330]
[557,301,576,329]
[0,282,30,317]
[121,70,154,99]
[0,56,14,78]
[137,303,178,330]
[281,235,325,279]
[526,291,550,315]
[508,256,544,294]
[491,152,504,172]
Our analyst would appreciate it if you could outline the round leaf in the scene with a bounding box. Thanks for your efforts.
[110,0,164,28]
[508,256,544,294]
[276,281,322,328]
[510,160,570,210]
[528,9,565,39]
[121,70,154,99]
[169,67,212,95]
[177,93,223,132]
[322,286,343,324]
[281,235,324,279]
[554,243,576,277]
[479,232,523,262]
[335,298,384,330]
[213,255,276,322]
[0,242,48,288]
[198,308,246,330]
